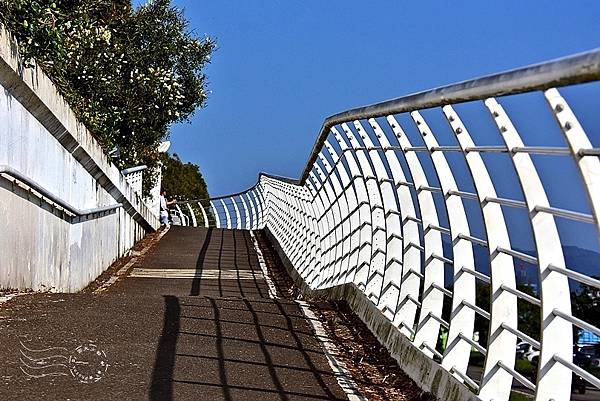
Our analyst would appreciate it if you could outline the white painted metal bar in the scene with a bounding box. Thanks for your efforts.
[552,308,600,337]
[553,354,600,390]
[547,264,600,289]
[412,110,476,377]
[332,126,372,292]
[308,171,332,287]
[499,284,541,306]
[500,323,540,349]
[231,196,242,230]
[220,198,232,229]
[248,189,260,229]
[209,200,220,229]
[457,233,488,248]
[197,201,209,228]
[240,193,251,230]
[185,202,197,227]
[451,367,480,391]
[174,204,187,226]
[323,139,358,286]
[350,120,387,305]
[388,115,444,358]
[369,118,424,332]
[368,119,409,323]
[496,361,536,391]
[459,266,491,284]
[444,105,518,401]
[533,204,594,224]
[314,161,341,286]
[486,97,572,401]
[252,187,265,229]
[317,150,348,286]
[304,178,325,286]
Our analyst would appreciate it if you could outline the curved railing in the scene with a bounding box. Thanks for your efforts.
[175,49,600,401]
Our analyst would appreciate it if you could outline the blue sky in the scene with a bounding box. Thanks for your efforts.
[152,1,599,197]
[134,1,599,252]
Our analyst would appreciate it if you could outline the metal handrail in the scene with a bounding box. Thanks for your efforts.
[174,172,299,204]
[300,48,600,183]
[0,165,122,217]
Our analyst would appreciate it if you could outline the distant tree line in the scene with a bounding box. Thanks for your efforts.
[0,0,215,196]
[161,153,209,201]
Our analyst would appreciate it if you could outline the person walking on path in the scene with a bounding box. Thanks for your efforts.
[159,189,176,225]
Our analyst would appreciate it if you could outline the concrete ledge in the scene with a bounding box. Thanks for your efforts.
[264,227,481,401]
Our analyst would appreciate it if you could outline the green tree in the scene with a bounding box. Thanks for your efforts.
[571,276,600,341]
[160,153,209,201]
[0,0,215,195]
[516,284,540,341]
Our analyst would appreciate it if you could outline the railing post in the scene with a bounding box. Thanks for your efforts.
[185,202,198,227]
[388,116,445,358]
[197,201,209,228]
[444,104,519,401]
[323,139,359,286]
[411,111,476,379]
[355,120,403,319]
[486,98,572,401]
[332,127,372,292]
[545,88,600,237]
[308,171,334,287]
[375,118,423,337]
[209,200,220,229]
[240,193,251,230]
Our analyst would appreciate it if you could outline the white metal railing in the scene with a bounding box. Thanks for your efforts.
[174,49,600,401]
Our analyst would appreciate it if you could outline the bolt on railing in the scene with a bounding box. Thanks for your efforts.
[174,49,600,401]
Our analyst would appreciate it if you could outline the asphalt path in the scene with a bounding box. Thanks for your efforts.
[0,227,349,401]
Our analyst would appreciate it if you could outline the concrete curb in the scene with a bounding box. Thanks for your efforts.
[264,227,481,401]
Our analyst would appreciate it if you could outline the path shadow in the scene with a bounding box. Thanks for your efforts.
[150,295,180,401]
[190,228,213,296]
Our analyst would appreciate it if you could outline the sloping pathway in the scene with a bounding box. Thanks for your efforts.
[0,227,353,401]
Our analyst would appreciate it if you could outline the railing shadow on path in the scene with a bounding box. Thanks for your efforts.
[149,295,348,401]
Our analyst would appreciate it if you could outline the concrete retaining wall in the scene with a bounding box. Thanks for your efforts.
[0,26,159,292]
[264,227,481,401]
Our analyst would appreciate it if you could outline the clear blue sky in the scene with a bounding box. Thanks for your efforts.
[135,1,599,254]
[153,0,599,197]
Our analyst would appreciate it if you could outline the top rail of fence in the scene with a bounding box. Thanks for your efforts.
[300,48,600,183]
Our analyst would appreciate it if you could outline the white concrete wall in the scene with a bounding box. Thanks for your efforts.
[0,26,159,292]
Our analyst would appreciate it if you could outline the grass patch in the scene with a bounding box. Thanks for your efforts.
[470,351,485,367]
[509,391,534,401]
[515,359,535,377]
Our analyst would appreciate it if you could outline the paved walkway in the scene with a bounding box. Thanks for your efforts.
[0,227,350,401]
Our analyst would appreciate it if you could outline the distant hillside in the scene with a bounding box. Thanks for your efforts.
[440,240,599,290]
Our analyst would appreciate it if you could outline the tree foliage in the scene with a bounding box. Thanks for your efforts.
[0,0,215,195]
[160,153,209,201]
[572,277,600,340]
